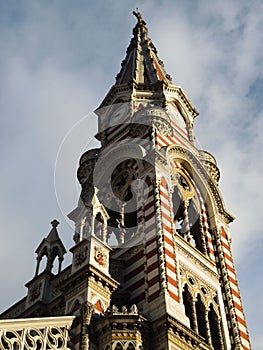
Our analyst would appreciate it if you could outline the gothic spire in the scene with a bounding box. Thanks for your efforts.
[115,11,172,85]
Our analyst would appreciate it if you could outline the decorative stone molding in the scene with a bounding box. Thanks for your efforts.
[199,150,220,184]
[0,316,75,350]
[133,105,174,137]
[166,144,234,224]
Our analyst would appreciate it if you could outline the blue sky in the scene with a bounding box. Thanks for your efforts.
[0,1,262,348]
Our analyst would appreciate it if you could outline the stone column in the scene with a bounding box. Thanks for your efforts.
[80,302,94,350]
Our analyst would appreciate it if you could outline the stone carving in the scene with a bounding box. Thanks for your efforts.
[133,106,174,137]
[0,316,74,350]
[74,247,88,266]
[81,302,94,325]
[94,246,107,267]
[29,282,42,302]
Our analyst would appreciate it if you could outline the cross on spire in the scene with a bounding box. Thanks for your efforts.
[132,10,146,26]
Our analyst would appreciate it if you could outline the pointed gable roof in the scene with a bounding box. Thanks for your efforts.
[115,11,172,85]
[35,220,67,275]
[46,219,61,242]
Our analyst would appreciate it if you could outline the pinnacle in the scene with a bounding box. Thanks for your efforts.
[51,219,59,228]
[46,219,60,242]
[115,12,172,85]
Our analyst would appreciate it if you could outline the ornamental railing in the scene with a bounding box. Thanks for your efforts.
[0,316,75,350]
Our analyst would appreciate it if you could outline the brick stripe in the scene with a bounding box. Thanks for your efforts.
[126,250,144,266]
[169,290,179,302]
[128,277,145,291]
[148,275,160,288]
[159,176,179,301]
[146,236,157,247]
[146,246,158,259]
[147,261,159,273]
[148,290,160,302]
[145,221,156,235]
[166,261,176,274]
[170,118,189,139]
[220,228,251,349]
[156,133,187,148]
[164,234,173,246]
[131,291,145,305]
[164,247,175,260]
[125,264,145,281]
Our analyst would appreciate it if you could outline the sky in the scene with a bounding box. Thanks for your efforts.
[0,0,262,347]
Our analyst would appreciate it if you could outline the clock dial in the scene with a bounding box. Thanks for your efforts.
[178,174,191,192]
[109,103,130,127]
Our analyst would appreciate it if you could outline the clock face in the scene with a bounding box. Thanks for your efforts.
[173,170,194,200]
[108,103,130,128]
[178,174,191,192]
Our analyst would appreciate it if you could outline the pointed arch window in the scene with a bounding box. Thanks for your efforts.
[182,284,196,331]
[105,159,140,245]
[172,186,184,236]
[195,294,208,341]
[127,343,136,350]
[188,198,206,254]
[94,212,104,241]
[209,304,224,350]
[172,171,209,256]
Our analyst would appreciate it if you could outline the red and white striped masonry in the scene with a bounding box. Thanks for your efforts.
[144,176,161,303]
[220,227,251,350]
[159,176,179,302]
[156,133,187,149]
[170,119,189,141]
[124,176,158,306]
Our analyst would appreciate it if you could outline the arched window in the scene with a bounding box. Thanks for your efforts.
[195,294,207,341]
[188,198,205,253]
[115,342,123,350]
[182,284,195,330]
[172,186,184,236]
[127,343,135,350]
[106,160,140,245]
[209,304,222,350]
[172,175,209,256]
[94,212,104,241]
[37,250,48,275]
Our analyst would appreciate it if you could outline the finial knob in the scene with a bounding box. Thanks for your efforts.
[51,219,59,228]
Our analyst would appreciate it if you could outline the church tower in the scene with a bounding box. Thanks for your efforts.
[68,12,251,350]
[0,12,251,350]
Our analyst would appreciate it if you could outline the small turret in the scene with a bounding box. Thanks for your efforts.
[35,220,66,276]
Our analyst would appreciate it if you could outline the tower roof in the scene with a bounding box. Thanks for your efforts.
[35,220,66,256]
[46,219,60,242]
[115,11,172,85]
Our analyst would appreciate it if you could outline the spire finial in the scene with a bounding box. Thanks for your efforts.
[132,10,146,26]
[51,219,59,228]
